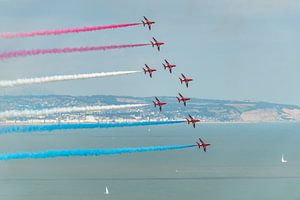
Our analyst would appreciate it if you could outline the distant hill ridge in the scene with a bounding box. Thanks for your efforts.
[0,95,299,122]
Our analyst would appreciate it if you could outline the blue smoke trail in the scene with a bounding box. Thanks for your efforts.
[0,120,185,135]
[0,144,197,161]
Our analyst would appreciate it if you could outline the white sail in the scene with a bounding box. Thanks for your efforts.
[105,187,109,195]
[281,155,287,163]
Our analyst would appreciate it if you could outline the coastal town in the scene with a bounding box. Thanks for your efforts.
[1,95,300,125]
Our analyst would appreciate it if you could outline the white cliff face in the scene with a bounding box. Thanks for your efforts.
[282,108,300,121]
[240,109,280,122]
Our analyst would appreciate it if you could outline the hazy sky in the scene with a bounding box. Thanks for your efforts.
[0,0,299,105]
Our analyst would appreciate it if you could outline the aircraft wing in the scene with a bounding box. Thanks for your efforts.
[188,114,193,119]
[178,93,183,98]
[144,16,148,21]
[199,138,204,144]
[155,97,160,102]
[153,37,157,42]
[165,59,169,64]
[181,73,186,78]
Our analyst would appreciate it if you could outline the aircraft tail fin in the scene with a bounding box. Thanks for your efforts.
[196,142,201,149]
[153,101,157,107]
[163,63,167,70]
[179,78,183,84]
[151,41,154,47]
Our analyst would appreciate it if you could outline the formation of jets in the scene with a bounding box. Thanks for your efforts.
[142,17,210,152]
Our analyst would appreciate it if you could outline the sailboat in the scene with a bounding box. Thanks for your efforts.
[105,186,109,195]
[281,154,287,163]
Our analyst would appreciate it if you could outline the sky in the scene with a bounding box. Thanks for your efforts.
[0,0,299,105]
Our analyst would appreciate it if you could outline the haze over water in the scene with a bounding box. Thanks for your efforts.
[0,123,299,200]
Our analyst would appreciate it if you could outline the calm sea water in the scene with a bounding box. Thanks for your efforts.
[0,123,299,200]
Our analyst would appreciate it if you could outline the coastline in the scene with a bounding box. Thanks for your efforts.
[1,119,299,127]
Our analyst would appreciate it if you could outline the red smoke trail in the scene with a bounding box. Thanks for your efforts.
[0,43,150,60]
[0,23,141,39]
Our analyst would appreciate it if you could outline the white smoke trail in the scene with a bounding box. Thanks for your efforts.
[0,71,140,88]
[0,104,148,119]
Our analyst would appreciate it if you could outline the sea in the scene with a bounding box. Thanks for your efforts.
[0,123,299,200]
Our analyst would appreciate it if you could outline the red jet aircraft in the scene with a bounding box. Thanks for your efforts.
[179,74,193,88]
[176,93,191,106]
[151,37,165,51]
[143,64,157,78]
[196,138,211,152]
[153,97,167,111]
[163,59,176,73]
[186,114,200,128]
[141,16,155,30]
